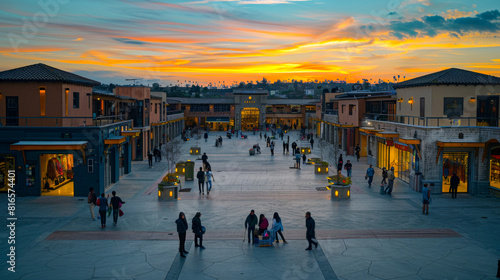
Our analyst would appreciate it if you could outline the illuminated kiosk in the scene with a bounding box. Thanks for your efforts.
[328,175,351,200]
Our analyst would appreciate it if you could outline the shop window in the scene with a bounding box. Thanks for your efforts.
[41,154,74,196]
[73,92,80,108]
[341,105,345,114]
[0,155,15,192]
[490,149,500,189]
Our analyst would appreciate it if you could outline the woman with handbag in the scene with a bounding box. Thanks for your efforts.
[96,193,109,228]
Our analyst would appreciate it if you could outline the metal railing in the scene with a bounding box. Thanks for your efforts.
[364,113,500,127]
[0,115,129,127]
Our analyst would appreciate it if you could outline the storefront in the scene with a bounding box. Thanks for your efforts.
[206,117,233,131]
[376,133,416,184]
[490,148,500,189]
[0,154,15,192]
[442,152,469,193]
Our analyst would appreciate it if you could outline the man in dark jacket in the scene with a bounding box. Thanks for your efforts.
[344,160,353,177]
[291,142,297,155]
[355,144,361,162]
[305,211,318,250]
[147,152,153,168]
[310,138,314,149]
[192,212,205,249]
[176,212,189,258]
[197,167,205,195]
[244,210,258,244]
[110,191,125,226]
[450,172,460,199]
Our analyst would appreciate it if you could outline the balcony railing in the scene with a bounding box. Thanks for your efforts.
[364,113,500,128]
[167,110,184,115]
[0,115,130,127]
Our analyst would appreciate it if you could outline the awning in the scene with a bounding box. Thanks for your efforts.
[121,130,140,137]
[10,141,88,164]
[375,131,399,138]
[206,117,230,123]
[10,141,88,151]
[398,138,420,145]
[359,128,382,135]
[104,136,126,145]
[436,141,484,148]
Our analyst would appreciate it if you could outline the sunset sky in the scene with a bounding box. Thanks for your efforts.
[0,0,499,86]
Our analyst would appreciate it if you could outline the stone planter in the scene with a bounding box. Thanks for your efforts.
[330,185,350,200]
[315,165,329,174]
[249,149,255,155]
[158,184,178,201]
[300,147,311,154]
[190,147,201,155]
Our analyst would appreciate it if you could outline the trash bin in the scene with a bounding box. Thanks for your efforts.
[185,161,195,181]
[414,172,422,192]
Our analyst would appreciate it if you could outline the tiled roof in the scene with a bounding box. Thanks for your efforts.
[92,88,136,101]
[0,63,100,86]
[395,68,500,89]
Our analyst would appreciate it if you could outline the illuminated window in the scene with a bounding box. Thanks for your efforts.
[65,88,69,116]
[39,87,46,116]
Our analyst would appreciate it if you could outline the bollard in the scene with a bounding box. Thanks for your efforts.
[497,260,500,277]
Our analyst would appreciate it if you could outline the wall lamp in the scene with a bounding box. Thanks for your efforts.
[397,98,404,103]
[469,97,476,103]
[408,97,413,104]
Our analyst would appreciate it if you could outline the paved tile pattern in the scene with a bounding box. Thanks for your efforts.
[1,131,499,280]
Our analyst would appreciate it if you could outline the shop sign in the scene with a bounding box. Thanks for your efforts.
[386,138,394,146]
[395,143,409,151]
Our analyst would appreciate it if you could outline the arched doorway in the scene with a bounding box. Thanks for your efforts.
[241,108,259,131]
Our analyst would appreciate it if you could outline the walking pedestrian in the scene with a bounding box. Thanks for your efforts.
[291,142,297,155]
[219,136,223,146]
[97,193,109,228]
[192,212,205,249]
[245,210,258,244]
[355,144,361,162]
[344,160,352,177]
[197,167,205,195]
[366,165,375,187]
[381,167,388,185]
[147,152,153,168]
[302,153,306,164]
[422,183,430,215]
[87,187,97,221]
[154,147,160,162]
[110,191,125,226]
[201,153,208,169]
[206,167,215,195]
[337,155,343,174]
[258,214,269,235]
[450,173,459,199]
[176,212,189,258]
[264,133,267,141]
[385,167,395,195]
[286,141,289,155]
[295,153,301,169]
[310,137,314,150]
[260,132,262,140]
[204,132,208,142]
[267,137,271,147]
[272,212,287,243]
[283,141,286,154]
[270,142,274,155]
[305,211,318,250]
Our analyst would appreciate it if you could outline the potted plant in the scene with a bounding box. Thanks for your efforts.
[158,173,180,200]
[315,161,329,174]
[327,174,351,200]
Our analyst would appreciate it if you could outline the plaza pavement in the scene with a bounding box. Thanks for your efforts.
[1,131,500,280]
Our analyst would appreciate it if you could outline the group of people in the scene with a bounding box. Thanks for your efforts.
[147,146,163,168]
[242,210,318,250]
[87,188,125,228]
[175,212,206,258]
[215,135,223,147]
[197,153,214,195]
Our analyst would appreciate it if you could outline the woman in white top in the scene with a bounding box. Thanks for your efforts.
[205,167,215,195]
[272,212,287,243]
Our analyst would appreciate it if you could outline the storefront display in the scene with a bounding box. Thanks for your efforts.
[442,152,468,193]
[40,154,74,196]
[0,154,15,192]
[490,154,500,189]
[377,140,413,183]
